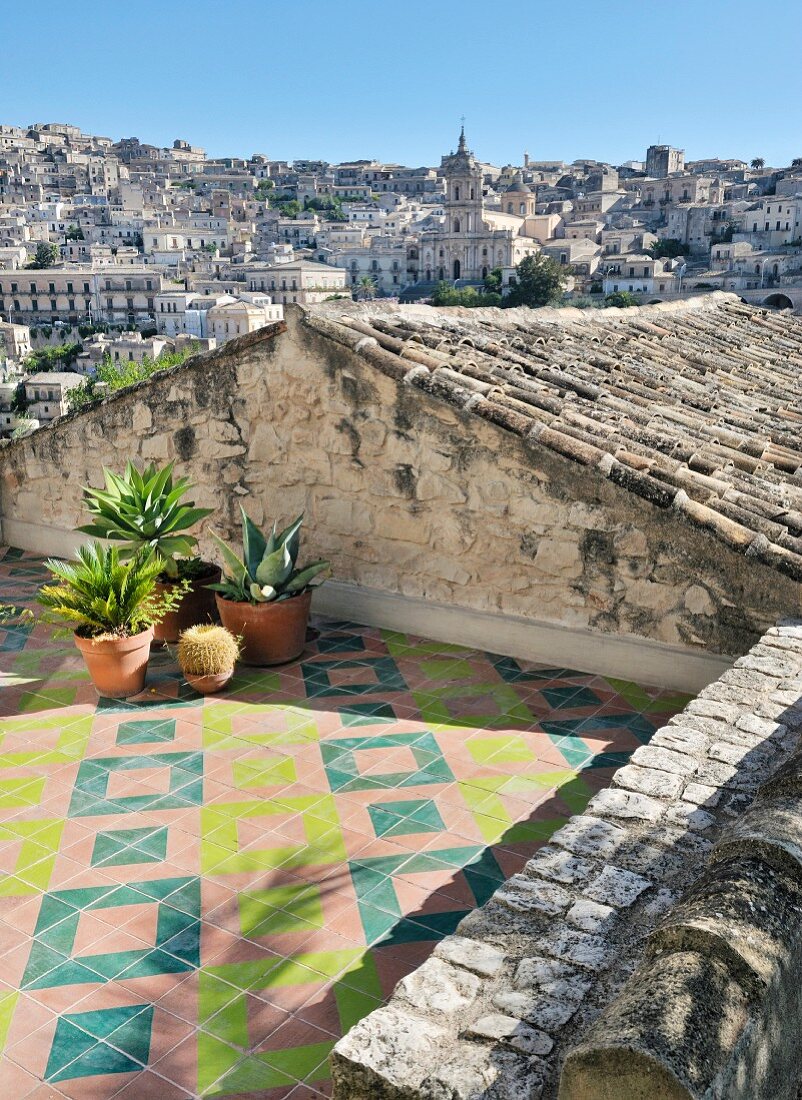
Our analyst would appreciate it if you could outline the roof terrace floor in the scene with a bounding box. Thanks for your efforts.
[0,547,690,1099]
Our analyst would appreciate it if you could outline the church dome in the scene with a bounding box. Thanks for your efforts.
[504,172,532,195]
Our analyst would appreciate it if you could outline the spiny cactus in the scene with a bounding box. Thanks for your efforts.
[177,624,239,675]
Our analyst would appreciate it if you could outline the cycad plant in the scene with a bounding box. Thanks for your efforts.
[78,462,213,580]
[210,508,330,604]
[37,543,174,638]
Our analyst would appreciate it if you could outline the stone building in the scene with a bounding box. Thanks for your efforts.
[419,129,541,283]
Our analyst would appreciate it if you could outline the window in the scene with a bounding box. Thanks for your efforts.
[31,300,38,311]
[126,298,134,310]
[68,298,75,311]
[11,283,17,293]
[29,283,37,294]
[51,299,56,310]
[106,297,113,310]
[48,282,55,294]
[83,282,89,294]
[67,282,73,294]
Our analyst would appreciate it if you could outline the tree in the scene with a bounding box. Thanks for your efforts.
[355,276,377,301]
[483,267,502,293]
[751,157,765,170]
[430,282,501,307]
[604,291,640,308]
[504,253,567,308]
[28,242,59,269]
[792,158,802,168]
[648,238,685,260]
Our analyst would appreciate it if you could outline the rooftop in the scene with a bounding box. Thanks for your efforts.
[306,293,802,582]
[0,547,687,1097]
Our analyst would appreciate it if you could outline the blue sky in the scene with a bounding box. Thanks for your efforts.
[3,0,801,167]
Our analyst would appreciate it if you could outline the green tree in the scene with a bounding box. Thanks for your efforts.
[604,291,640,308]
[355,276,377,301]
[24,343,81,372]
[430,282,501,307]
[65,225,85,241]
[483,267,503,293]
[648,238,686,259]
[750,157,765,170]
[29,242,59,269]
[67,344,199,412]
[792,158,802,168]
[504,253,567,308]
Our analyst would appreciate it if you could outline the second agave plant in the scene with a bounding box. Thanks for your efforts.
[79,461,219,644]
[210,507,330,665]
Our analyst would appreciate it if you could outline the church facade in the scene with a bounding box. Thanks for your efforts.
[419,129,540,284]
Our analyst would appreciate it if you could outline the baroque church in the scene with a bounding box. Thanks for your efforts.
[419,128,542,284]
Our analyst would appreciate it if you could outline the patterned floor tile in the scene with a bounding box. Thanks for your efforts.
[0,550,691,1097]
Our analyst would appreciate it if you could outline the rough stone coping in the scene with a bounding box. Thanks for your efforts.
[303,295,802,583]
[329,621,802,1100]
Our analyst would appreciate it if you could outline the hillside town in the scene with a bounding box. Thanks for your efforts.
[1,118,801,437]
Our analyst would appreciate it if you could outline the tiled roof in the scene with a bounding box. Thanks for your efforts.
[305,293,802,581]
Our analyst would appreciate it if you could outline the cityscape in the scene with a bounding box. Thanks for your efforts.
[1,120,801,435]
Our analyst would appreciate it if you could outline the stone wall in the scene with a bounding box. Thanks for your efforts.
[330,621,802,1100]
[0,308,798,669]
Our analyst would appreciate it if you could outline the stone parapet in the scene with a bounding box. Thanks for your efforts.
[330,621,802,1099]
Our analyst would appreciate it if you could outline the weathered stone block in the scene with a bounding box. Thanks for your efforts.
[434,936,505,979]
[559,951,750,1100]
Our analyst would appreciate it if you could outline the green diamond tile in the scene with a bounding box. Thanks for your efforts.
[231,754,297,789]
[349,846,505,946]
[0,819,64,896]
[467,734,535,765]
[200,795,345,874]
[69,752,203,816]
[45,1005,153,1082]
[116,719,177,745]
[338,702,396,726]
[91,827,169,867]
[321,731,454,793]
[413,682,536,730]
[302,657,407,697]
[22,876,200,988]
[239,883,325,936]
[367,799,445,838]
[540,685,602,710]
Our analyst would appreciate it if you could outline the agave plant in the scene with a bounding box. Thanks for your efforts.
[78,462,213,580]
[36,543,178,638]
[210,508,330,604]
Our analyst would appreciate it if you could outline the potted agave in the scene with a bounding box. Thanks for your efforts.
[210,508,330,665]
[36,543,174,698]
[78,461,217,645]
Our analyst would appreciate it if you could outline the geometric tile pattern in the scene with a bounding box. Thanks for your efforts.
[0,548,691,1098]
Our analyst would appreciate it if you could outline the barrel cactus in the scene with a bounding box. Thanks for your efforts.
[177,624,239,676]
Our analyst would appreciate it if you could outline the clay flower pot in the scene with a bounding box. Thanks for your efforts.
[215,589,313,666]
[74,628,153,698]
[153,564,222,645]
[185,670,234,695]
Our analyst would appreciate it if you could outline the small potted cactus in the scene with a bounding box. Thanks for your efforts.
[177,624,240,694]
[210,508,330,665]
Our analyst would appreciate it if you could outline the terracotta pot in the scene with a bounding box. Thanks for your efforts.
[184,669,234,695]
[74,628,153,698]
[215,589,313,666]
[153,564,222,645]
